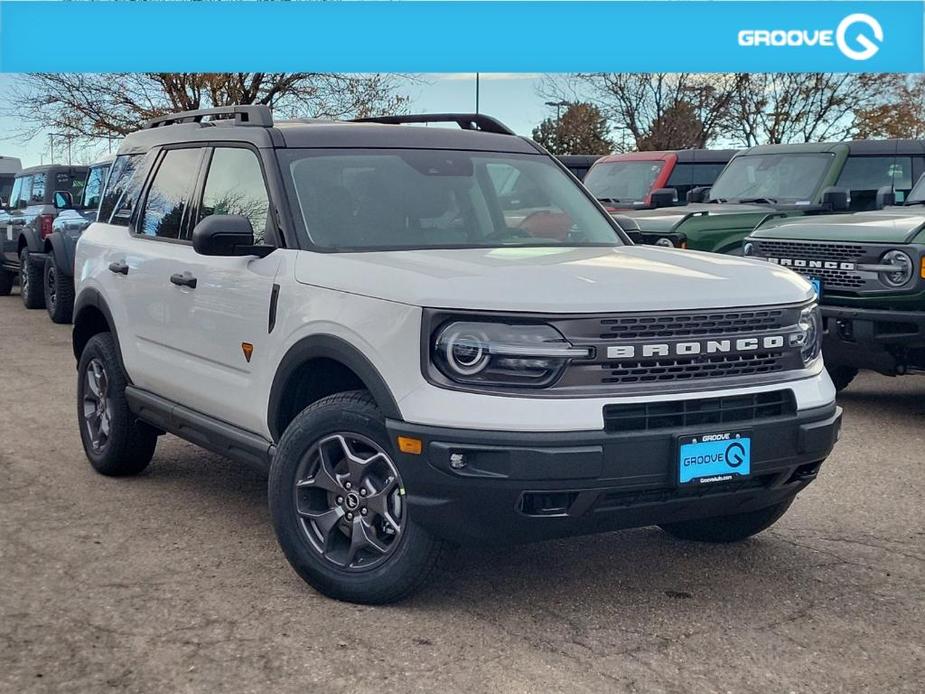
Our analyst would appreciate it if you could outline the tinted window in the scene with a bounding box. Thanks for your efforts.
[30,173,46,203]
[584,161,666,204]
[0,176,14,206]
[837,156,914,192]
[285,149,621,250]
[666,163,727,188]
[100,154,148,226]
[199,148,271,244]
[12,176,32,207]
[139,149,203,240]
[81,165,108,209]
[56,171,87,201]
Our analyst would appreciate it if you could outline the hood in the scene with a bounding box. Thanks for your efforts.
[751,208,925,244]
[616,203,773,232]
[294,245,812,313]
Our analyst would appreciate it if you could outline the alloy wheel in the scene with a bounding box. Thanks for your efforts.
[82,358,112,452]
[294,433,404,571]
[46,263,56,308]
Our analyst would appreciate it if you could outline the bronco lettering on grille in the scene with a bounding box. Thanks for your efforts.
[606,335,789,360]
[766,257,856,271]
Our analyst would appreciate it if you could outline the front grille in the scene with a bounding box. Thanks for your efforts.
[603,390,796,432]
[602,352,786,384]
[750,239,870,289]
[789,265,865,289]
[551,304,806,392]
[752,239,864,262]
[599,309,785,340]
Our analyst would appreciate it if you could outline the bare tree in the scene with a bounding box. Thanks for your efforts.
[541,73,748,151]
[5,73,411,146]
[853,74,925,140]
[726,73,895,146]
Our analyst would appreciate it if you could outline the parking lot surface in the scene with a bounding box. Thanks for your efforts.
[1,294,923,693]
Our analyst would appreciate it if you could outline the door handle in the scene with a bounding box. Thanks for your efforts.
[108,261,129,275]
[170,271,197,289]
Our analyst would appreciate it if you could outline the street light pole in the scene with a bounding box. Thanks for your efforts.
[475,73,480,114]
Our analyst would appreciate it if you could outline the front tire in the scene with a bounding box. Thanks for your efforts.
[268,391,445,604]
[20,247,45,309]
[44,254,75,323]
[660,498,794,543]
[827,365,858,392]
[77,332,157,476]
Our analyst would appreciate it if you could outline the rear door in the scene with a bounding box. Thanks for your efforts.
[2,175,30,263]
[156,145,281,434]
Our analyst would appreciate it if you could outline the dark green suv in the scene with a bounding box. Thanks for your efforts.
[617,140,925,254]
[744,175,925,390]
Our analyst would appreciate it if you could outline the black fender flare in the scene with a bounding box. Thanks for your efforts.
[267,334,402,441]
[17,227,43,255]
[46,231,77,277]
[71,288,127,379]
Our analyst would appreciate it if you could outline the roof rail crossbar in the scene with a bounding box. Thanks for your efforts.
[352,113,515,135]
[143,105,273,130]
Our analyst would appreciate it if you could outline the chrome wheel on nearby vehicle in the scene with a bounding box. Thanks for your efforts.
[295,433,404,571]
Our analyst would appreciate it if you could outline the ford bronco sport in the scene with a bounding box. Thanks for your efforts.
[585,149,735,214]
[72,106,841,604]
[0,164,89,304]
[745,174,925,391]
[617,140,925,253]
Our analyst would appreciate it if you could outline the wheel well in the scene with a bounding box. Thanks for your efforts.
[17,236,27,254]
[271,358,368,439]
[72,305,110,362]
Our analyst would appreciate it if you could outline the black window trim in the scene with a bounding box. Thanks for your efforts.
[131,144,208,245]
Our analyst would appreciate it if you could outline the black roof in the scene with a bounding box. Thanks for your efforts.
[18,164,89,176]
[119,106,540,156]
[556,154,604,166]
[675,149,738,163]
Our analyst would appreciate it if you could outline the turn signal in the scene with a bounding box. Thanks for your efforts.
[921,257,925,279]
[397,436,422,455]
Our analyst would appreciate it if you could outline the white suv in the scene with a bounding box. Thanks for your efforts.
[72,106,841,603]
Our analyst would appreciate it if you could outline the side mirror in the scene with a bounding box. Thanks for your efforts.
[875,186,896,210]
[650,188,678,209]
[687,186,711,204]
[821,187,850,212]
[17,198,27,210]
[53,191,73,210]
[192,214,272,257]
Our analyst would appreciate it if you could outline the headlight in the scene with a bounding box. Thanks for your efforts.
[654,237,675,248]
[880,250,914,287]
[433,321,590,387]
[743,242,754,256]
[789,304,822,366]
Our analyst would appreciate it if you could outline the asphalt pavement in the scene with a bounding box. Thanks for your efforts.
[1,293,922,693]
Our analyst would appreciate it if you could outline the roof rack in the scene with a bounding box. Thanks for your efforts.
[352,113,515,135]
[143,105,273,130]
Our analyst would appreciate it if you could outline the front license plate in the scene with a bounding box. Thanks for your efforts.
[809,276,822,298]
[678,432,751,486]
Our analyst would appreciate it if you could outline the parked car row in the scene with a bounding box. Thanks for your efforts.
[0,158,112,321]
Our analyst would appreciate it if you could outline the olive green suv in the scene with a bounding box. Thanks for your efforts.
[744,175,925,390]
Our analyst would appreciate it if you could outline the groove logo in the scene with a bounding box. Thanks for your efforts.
[738,13,883,61]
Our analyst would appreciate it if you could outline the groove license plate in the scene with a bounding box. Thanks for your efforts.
[678,431,751,486]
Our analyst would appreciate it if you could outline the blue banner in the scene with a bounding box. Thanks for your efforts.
[0,1,922,73]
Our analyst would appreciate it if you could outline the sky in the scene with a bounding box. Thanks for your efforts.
[0,73,555,168]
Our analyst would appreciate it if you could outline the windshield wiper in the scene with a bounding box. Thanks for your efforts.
[596,197,623,204]
[738,197,778,205]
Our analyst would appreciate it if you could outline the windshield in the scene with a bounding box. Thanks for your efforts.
[583,160,666,204]
[906,175,925,204]
[708,153,835,203]
[283,149,623,251]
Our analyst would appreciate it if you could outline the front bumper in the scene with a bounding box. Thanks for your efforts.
[822,305,925,375]
[387,403,841,545]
